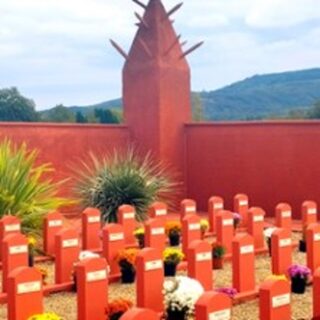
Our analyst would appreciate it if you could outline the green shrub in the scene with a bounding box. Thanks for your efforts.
[75,149,179,223]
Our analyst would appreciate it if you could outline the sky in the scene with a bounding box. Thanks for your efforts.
[0,0,320,110]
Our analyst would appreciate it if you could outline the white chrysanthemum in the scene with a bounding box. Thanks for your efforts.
[78,250,100,261]
[264,227,277,238]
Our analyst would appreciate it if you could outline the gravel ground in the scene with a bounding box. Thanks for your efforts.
[0,232,313,320]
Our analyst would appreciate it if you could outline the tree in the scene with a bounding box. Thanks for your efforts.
[192,93,205,122]
[0,87,38,122]
[94,108,119,124]
[75,111,88,123]
[41,104,75,123]
[307,101,320,119]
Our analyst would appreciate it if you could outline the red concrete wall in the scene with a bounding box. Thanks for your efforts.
[185,121,320,219]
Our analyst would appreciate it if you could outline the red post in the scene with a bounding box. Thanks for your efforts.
[234,194,249,227]
[148,202,168,221]
[0,216,21,261]
[2,233,28,292]
[195,292,232,320]
[76,257,108,320]
[306,223,320,273]
[182,214,201,257]
[102,223,124,276]
[82,207,101,251]
[302,201,317,227]
[43,211,63,256]
[145,218,166,252]
[181,199,197,220]
[216,211,234,254]
[208,196,224,233]
[248,207,265,250]
[118,205,136,245]
[7,267,43,320]
[55,228,80,284]
[313,268,320,320]
[232,234,255,293]
[187,240,212,291]
[136,248,164,312]
[259,279,291,320]
[121,308,160,320]
[271,228,292,275]
[275,203,292,231]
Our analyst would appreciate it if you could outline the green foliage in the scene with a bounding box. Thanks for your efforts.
[0,87,38,122]
[75,149,179,223]
[0,139,72,234]
[75,111,88,123]
[192,93,205,121]
[94,108,119,124]
[306,101,320,119]
[40,104,75,123]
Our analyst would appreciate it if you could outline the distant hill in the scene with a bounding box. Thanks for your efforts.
[41,68,320,121]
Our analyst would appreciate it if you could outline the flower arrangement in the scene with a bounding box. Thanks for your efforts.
[163,248,184,265]
[36,266,49,285]
[165,221,182,246]
[106,299,133,320]
[216,287,238,299]
[200,219,209,238]
[28,235,37,267]
[133,227,145,248]
[116,248,139,283]
[288,264,311,294]
[233,213,241,229]
[27,313,61,320]
[164,276,204,319]
[212,242,226,259]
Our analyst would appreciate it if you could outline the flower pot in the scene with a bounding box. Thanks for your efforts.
[267,237,272,257]
[299,240,306,253]
[121,268,136,284]
[291,276,307,294]
[164,263,177,276]
[28,254,34,267]
[167,309,186,320]
[169,234,180,246]
[110,312,124,320]
[212,258,224,270]
[138,237,145,249]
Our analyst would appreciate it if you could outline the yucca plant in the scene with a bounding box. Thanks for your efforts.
[0,138,72,234]
[74,149,179,223]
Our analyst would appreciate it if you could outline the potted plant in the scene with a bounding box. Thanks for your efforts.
[164,276,204,320]
[233,213,241,231]
[134,227,145,249]
[27,235,37,267]
[299,226,307,252]
[106,299,133,320]
[216,287,238,299]
[200,219,209,239]
[116,248,139,284]
[264,227,277,256]
[212,242,226,269]
[163,248,184,276]
[288,264,311,294]
[165,221,182,246]
[35,266,49,286]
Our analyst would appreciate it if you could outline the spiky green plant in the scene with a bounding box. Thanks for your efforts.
[75,149,179,223]
[0,138,72,234]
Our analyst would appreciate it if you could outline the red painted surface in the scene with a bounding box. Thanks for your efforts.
[121,308,160,320]
[216,211,234,254]
[118,205,136,245]
[306,223,320,273]
[302,201,317,227]
[275,203,292,231]
[144,218,166,252]
[43,212,64,256]
[81,208,101,251]
[314,268,320,320]
[248,207,266,250]
[234,194,249,227]
[182,214,201,257]
[208,196,224,233]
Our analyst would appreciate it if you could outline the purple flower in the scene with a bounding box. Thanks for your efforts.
[233,213,241,222]
[288,264,311,279]
[216,287,238,299]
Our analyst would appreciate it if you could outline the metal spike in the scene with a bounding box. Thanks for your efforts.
[132,0,147,9]
[181,40,187,47]
[180,41,204,59]
[135,12,149,28]
[138,39,152,57]
[167,2,183,18]
[109,39,129,60]
[164,35,181,56]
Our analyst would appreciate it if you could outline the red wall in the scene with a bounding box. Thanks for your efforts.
[185,121,320,219]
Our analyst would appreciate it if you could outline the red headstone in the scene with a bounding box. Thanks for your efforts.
[7,267,43,320]
[55,228,80,284]
[2,233,28,292]
[187,240,212,291]
[306,223,320,273]
[76,257,108,320]
[118,205,136,245]
[145,218,166,252]
[43,211,63,256]
[216,211,234,254]
[313,268,320,320]
[182,214,201,257]
[259,279,291,320]
[248,207,265,250]
[275,203,292,231]
[136,248,164,312]
[102,223,124,276]
[82,207,101,251]
[195,292,232,320]
[121,308,160,320]
[0,216,21,261]
[148,202,168,221]
[234,194,249,227]
[208,196,224,233]
[302,201,317,227]
[232,234,255,293]
[271,228,292,275]
[181,199,197,220]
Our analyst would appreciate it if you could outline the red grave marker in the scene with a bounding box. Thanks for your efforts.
[118,205,136,245]
[234,194,249,227]
[187,240,212,291]
[195,292,232,320]
[259,279,291,320]
[182,214,201,257]
[306,223,320,273]
[208,196,224,233]
[145,218,166,252]
[302,201,317,228]
[43,211,63,256]
[121,308,160,320]
[271,228,292,275]
[232,234,255,293]
[148,202,168,221]
[216,210,234,254]
[248,207,265,250]
[136,248,164,313]
[7,266,43,320]
[55,228,80,284]
[275,203,292,231]
[181,199,197,220]
[82,207,101,251]
[76,257,108,320]
[102,223,124,276]
[2,233,28,292]
[313,268,320,320]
